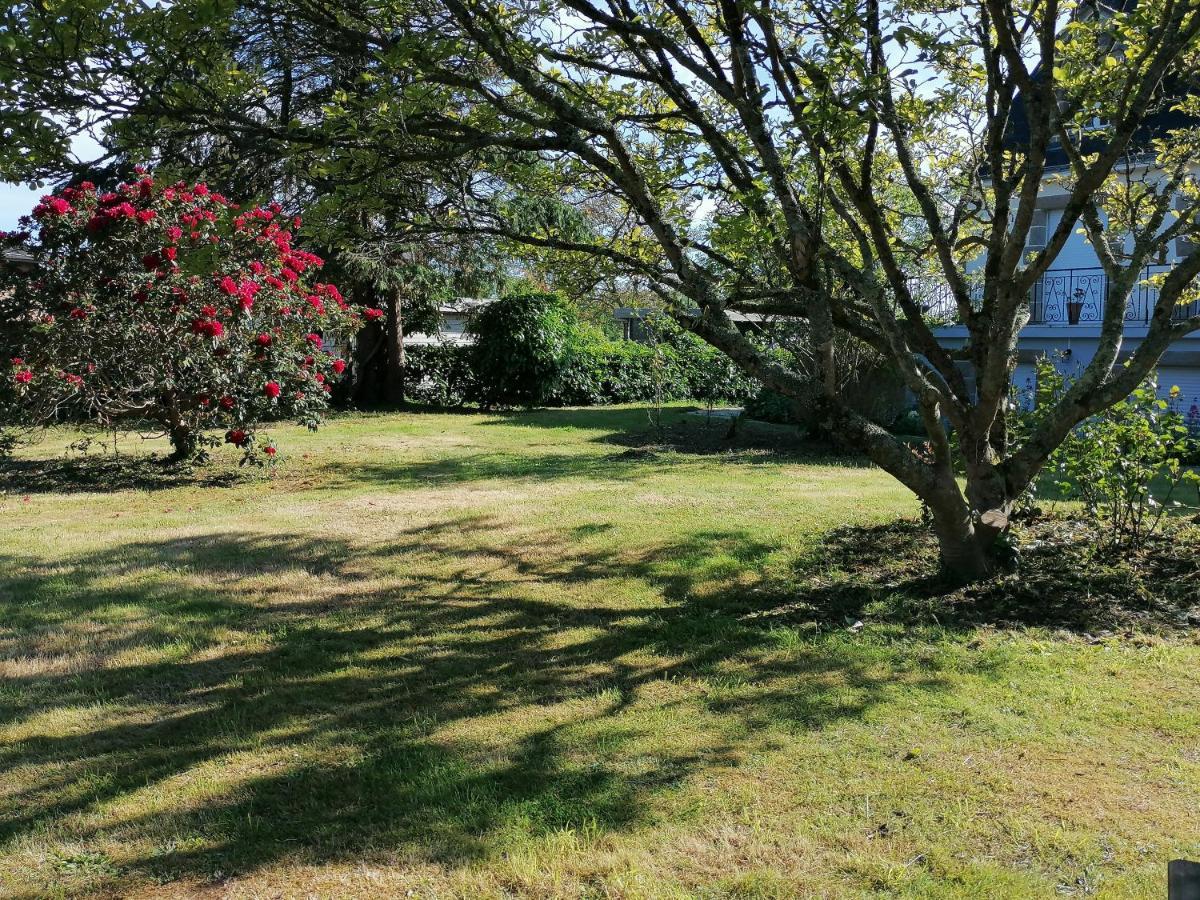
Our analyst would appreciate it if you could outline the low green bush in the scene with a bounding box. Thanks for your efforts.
[1018,358,1200,549]
[399,303,757,409]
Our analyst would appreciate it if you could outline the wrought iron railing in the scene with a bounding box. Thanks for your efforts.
[910,265,1200,326]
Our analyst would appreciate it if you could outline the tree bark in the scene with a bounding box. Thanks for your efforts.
[384,285,406,406]
[167,424,196,462]
[925,485,995,584]
[161,395,197,463]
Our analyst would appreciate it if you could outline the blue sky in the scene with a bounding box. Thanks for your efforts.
[0,182,44,231]
[0,131,107,231]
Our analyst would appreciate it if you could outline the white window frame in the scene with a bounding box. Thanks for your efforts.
[1027,208,1049,251]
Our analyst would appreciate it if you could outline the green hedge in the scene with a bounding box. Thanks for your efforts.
[401,320,757,409]
[401,344,478,407]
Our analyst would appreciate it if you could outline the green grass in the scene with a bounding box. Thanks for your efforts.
[1,405,1198,898]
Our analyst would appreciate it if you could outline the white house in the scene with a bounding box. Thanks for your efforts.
[404,298,493,346]
[927,95,1200,419]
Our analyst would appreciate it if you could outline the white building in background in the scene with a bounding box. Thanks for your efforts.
[405,298,493,346]
[925,79,1200,417]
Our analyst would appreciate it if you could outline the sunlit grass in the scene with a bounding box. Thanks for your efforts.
[1,405,1197,898]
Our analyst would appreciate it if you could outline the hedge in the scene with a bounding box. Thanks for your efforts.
[401,329,757,409]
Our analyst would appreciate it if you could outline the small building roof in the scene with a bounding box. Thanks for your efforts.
[613,306,773,324]
[1,248,36,269]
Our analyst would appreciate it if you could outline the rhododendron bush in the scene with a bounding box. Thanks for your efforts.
[0,173,359,462]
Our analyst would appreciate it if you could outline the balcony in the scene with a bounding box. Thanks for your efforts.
[913,265,1200,327]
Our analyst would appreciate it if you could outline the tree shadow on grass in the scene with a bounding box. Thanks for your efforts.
[3,406,870,498]
[0,517,981,893]
[482,404,869,463]
[0,454,249,495]
[744,518,1200,633]
[317,409,872,493]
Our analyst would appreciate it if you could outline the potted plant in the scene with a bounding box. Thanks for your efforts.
[1067,287,1085,325]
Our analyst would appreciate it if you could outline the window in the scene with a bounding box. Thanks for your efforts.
[1027,208,1049,250]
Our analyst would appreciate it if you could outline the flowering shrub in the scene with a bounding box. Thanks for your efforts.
[1032,362,1200,549]
[0,172,357,462]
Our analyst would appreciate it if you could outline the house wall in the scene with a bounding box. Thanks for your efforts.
[939,325,1200,409]
[946,169,1200,410]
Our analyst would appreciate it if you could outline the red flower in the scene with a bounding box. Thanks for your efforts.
[225,428,248,447]
[238,280,260,311]
[10,357,24,366]
[68,307,88,320]
[47,197,72,215]
[304,332,322,345]
[219,395,235,410]
[166,226,183,242]
[265,445,276,456]
[363,307,384,322]
[163,246,177,262]
[136,209,156,224]
[191,318,224,338]
[264,381,281,399]
[14,369,32,384]
[255,333,272,347]
[332,359,346,375]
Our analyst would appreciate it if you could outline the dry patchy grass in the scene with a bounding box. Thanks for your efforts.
[0,405,1198,898]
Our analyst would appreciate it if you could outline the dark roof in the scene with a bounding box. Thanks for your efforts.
[1003,1,1197,167]
[1005,78,1195,169]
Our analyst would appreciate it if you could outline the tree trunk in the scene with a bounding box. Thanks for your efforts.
[167,425,196,462]
[162,397,196,463]
[384,286,406,406]
[927,495,994,584]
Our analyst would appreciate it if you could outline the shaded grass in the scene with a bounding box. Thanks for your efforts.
[0,405,1198,898]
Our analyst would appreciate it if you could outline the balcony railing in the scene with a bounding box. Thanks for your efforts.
[911,265,1200,326]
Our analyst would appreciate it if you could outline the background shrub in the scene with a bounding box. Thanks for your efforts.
[401,344,478,407]
[427,297,760,409]
[469,292,577,408]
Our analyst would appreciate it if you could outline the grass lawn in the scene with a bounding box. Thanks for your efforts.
[1,405,1199,898]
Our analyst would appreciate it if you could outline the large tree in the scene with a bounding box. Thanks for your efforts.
[376,0,1200,581]
[6,0,1200,580]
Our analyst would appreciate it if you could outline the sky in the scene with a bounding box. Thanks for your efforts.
[0,131,107,231]
[0,182,44,231]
